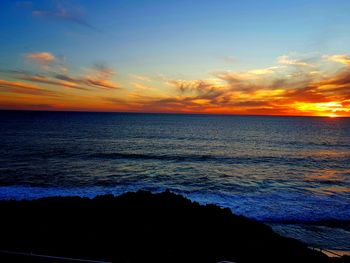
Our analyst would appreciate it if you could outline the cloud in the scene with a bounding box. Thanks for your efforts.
[7,58,120,90]
[14,67,119,91]
[83,64,119,89]
[131,74,152,82]
[248,67,277,75]
[132,82,153,90]
[4,51,350,116]
[20,74,88,90]
[168,79,222,94]
[24,51,68,74]
[24,71,119,90]
[84,78,119,89]
[324,54,350,65]
[0,79,57,96]
[318,70,350,87]
[31,2,95,30]
[0,102,57,111]
[277,55,313,67]
[127,54,350,116]
[25,52,55,65]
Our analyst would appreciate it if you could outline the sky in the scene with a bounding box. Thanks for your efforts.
[1,0,350,116]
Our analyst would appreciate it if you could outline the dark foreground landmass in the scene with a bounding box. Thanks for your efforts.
[0,190,349,263]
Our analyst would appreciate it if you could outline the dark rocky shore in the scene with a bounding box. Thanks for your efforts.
[0,190,349,263]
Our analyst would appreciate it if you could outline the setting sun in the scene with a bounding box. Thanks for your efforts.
[328,113,339,118]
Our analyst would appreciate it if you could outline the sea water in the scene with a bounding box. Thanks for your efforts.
[1,111,349,251]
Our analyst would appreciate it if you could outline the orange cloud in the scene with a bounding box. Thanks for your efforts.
[83,65,119,89]
[123,54,350,116]
[132,82,153,90]
[277,55,313,67]
[324,54,350,65]
[20,75,88,90]
[0,60,121,111]
[131,74,152,82]
[0,79,56,96]
[2,53,350,116]
[26,52,55,64]
[9,63,120,90]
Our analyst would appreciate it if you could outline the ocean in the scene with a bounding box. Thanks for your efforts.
[0,111,349,252]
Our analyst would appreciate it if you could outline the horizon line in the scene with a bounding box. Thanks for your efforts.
[0,109,349,118]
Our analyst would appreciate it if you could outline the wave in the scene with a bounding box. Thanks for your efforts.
[282,140,350,148]
[89,152,350,167]
[267,219,350,229]
[89,152,216,162]
[1,185,349,224]
[181,190,350,223]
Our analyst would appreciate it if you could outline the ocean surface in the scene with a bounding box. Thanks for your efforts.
[0,111,349,251]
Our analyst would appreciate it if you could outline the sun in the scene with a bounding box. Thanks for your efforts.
[328,113,338,118]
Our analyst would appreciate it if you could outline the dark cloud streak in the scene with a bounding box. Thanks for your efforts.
[21,1,97,30]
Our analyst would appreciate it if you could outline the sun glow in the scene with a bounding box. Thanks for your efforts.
[328,113,338,118]
[294,101,346,116]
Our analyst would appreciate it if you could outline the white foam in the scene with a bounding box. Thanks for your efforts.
[1,185,350,222]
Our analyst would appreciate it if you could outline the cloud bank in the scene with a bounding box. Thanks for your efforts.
[1,52,350,116]
[126,54,350,116]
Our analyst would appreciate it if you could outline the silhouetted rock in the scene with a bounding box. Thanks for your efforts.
[0,190,347,262]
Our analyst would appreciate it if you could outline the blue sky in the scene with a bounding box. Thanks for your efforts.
[2,0,350,76]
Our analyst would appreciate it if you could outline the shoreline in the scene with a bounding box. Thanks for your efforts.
[0,190,349,262]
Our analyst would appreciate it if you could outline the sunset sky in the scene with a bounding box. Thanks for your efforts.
[1,0,350,116]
